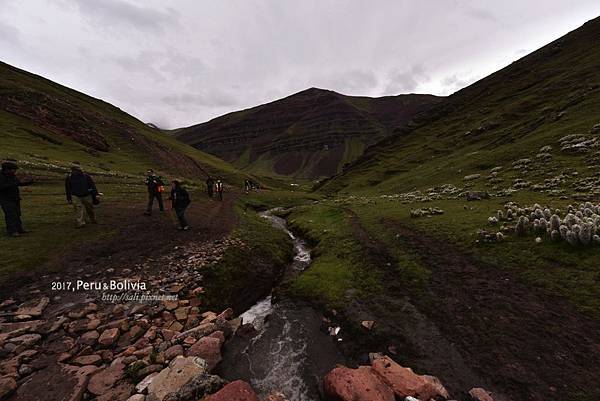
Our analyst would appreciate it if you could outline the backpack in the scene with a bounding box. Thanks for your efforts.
[179,188,191,207]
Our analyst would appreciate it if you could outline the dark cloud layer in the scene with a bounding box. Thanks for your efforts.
[1,1,599,128]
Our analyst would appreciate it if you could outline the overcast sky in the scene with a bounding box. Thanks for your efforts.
[1,1,599,128]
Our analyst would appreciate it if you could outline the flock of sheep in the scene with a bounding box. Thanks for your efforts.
[487,201,600,245]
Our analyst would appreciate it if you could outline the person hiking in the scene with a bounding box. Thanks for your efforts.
[65,165,99,228]
[0,161,33,237]
[169,179,191,231]
[206,176,215,198]
[144,169,165,215]
[215,179,224,201]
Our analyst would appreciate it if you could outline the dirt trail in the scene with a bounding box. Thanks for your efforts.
[0,192,238,300]
[0,190,242,401]
[341,213,490,400]
[350,216,600,401]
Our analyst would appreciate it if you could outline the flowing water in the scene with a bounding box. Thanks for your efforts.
[219,209,344,401]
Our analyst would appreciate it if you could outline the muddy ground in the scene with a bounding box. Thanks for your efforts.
[334,214,600,401]
[0,192,238,301]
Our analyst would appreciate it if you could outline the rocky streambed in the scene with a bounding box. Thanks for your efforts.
[0,208,501,401]
[219,210,345,401]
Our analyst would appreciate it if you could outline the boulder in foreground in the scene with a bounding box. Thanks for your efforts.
[206,380,260,401]
[371,355,449,399]
[323,365,395,401]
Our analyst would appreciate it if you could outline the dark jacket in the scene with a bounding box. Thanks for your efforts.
[65,172,97,202]
[145,176,164,194]
[170,187,191,209]
[0,172,31,204]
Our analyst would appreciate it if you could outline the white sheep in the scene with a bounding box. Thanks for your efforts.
[550,215,561,231]
[559,225,569,239]
[580,223,593,245]
[543,208,552,220]
[566,230,579,246]
[488,216,499,225]
[551,230,561,241]
[515,216,528,236]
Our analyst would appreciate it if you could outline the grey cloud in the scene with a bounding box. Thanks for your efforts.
[0,21,20,44]
[72,0,179,33]
[440,73,480,94]
[310,69,379,94]
[384,65,429,94]
[2,1,600,128]
[162,90,238,110]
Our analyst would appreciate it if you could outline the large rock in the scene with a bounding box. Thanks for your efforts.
[135,372,159,394]
[81,330,100,346]
[99,328,120,346]
[163,373,226,401]
[88,360,126,396]
[206,380,259,401]
[163,345,184,361]
[186,337,222,371]
[146,357,207,401]
[323,366,395,401]
[15,297,49,317]
[469,387,495,401]
[95,382,134,401]
[72,354,102,366]
[0,376,17,399]
[12,363,97,401]
[7,333,41,347]
[371,356,449,400]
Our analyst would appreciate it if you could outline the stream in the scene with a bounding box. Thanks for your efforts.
[218,209,345,400]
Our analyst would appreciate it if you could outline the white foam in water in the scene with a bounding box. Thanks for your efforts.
[240,295,273,330]
[239,209,317,401]
[247,310,315,401]
[260,210,312,272]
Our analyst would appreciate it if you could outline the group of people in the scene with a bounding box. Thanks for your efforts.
[0,161,228,237]
[143,169,192,231]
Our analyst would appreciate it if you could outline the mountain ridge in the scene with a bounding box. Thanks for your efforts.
[174,87,443,179]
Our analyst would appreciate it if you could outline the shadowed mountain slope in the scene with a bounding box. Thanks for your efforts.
[174,88,442,179]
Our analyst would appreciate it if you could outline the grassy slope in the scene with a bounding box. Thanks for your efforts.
[295,18,600,316]
[0,61,242,184]
[0,61,250,281]
[254,25,600,400]
[321,17,600,196]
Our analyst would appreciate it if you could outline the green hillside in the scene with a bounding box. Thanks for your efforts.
[320,17,600,197]
[0,61,243,184]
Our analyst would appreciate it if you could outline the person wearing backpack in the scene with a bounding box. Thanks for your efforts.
[169,179,191,230]
[206,176,215,198]
[65,165,98,228]
[144,169,165,215]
